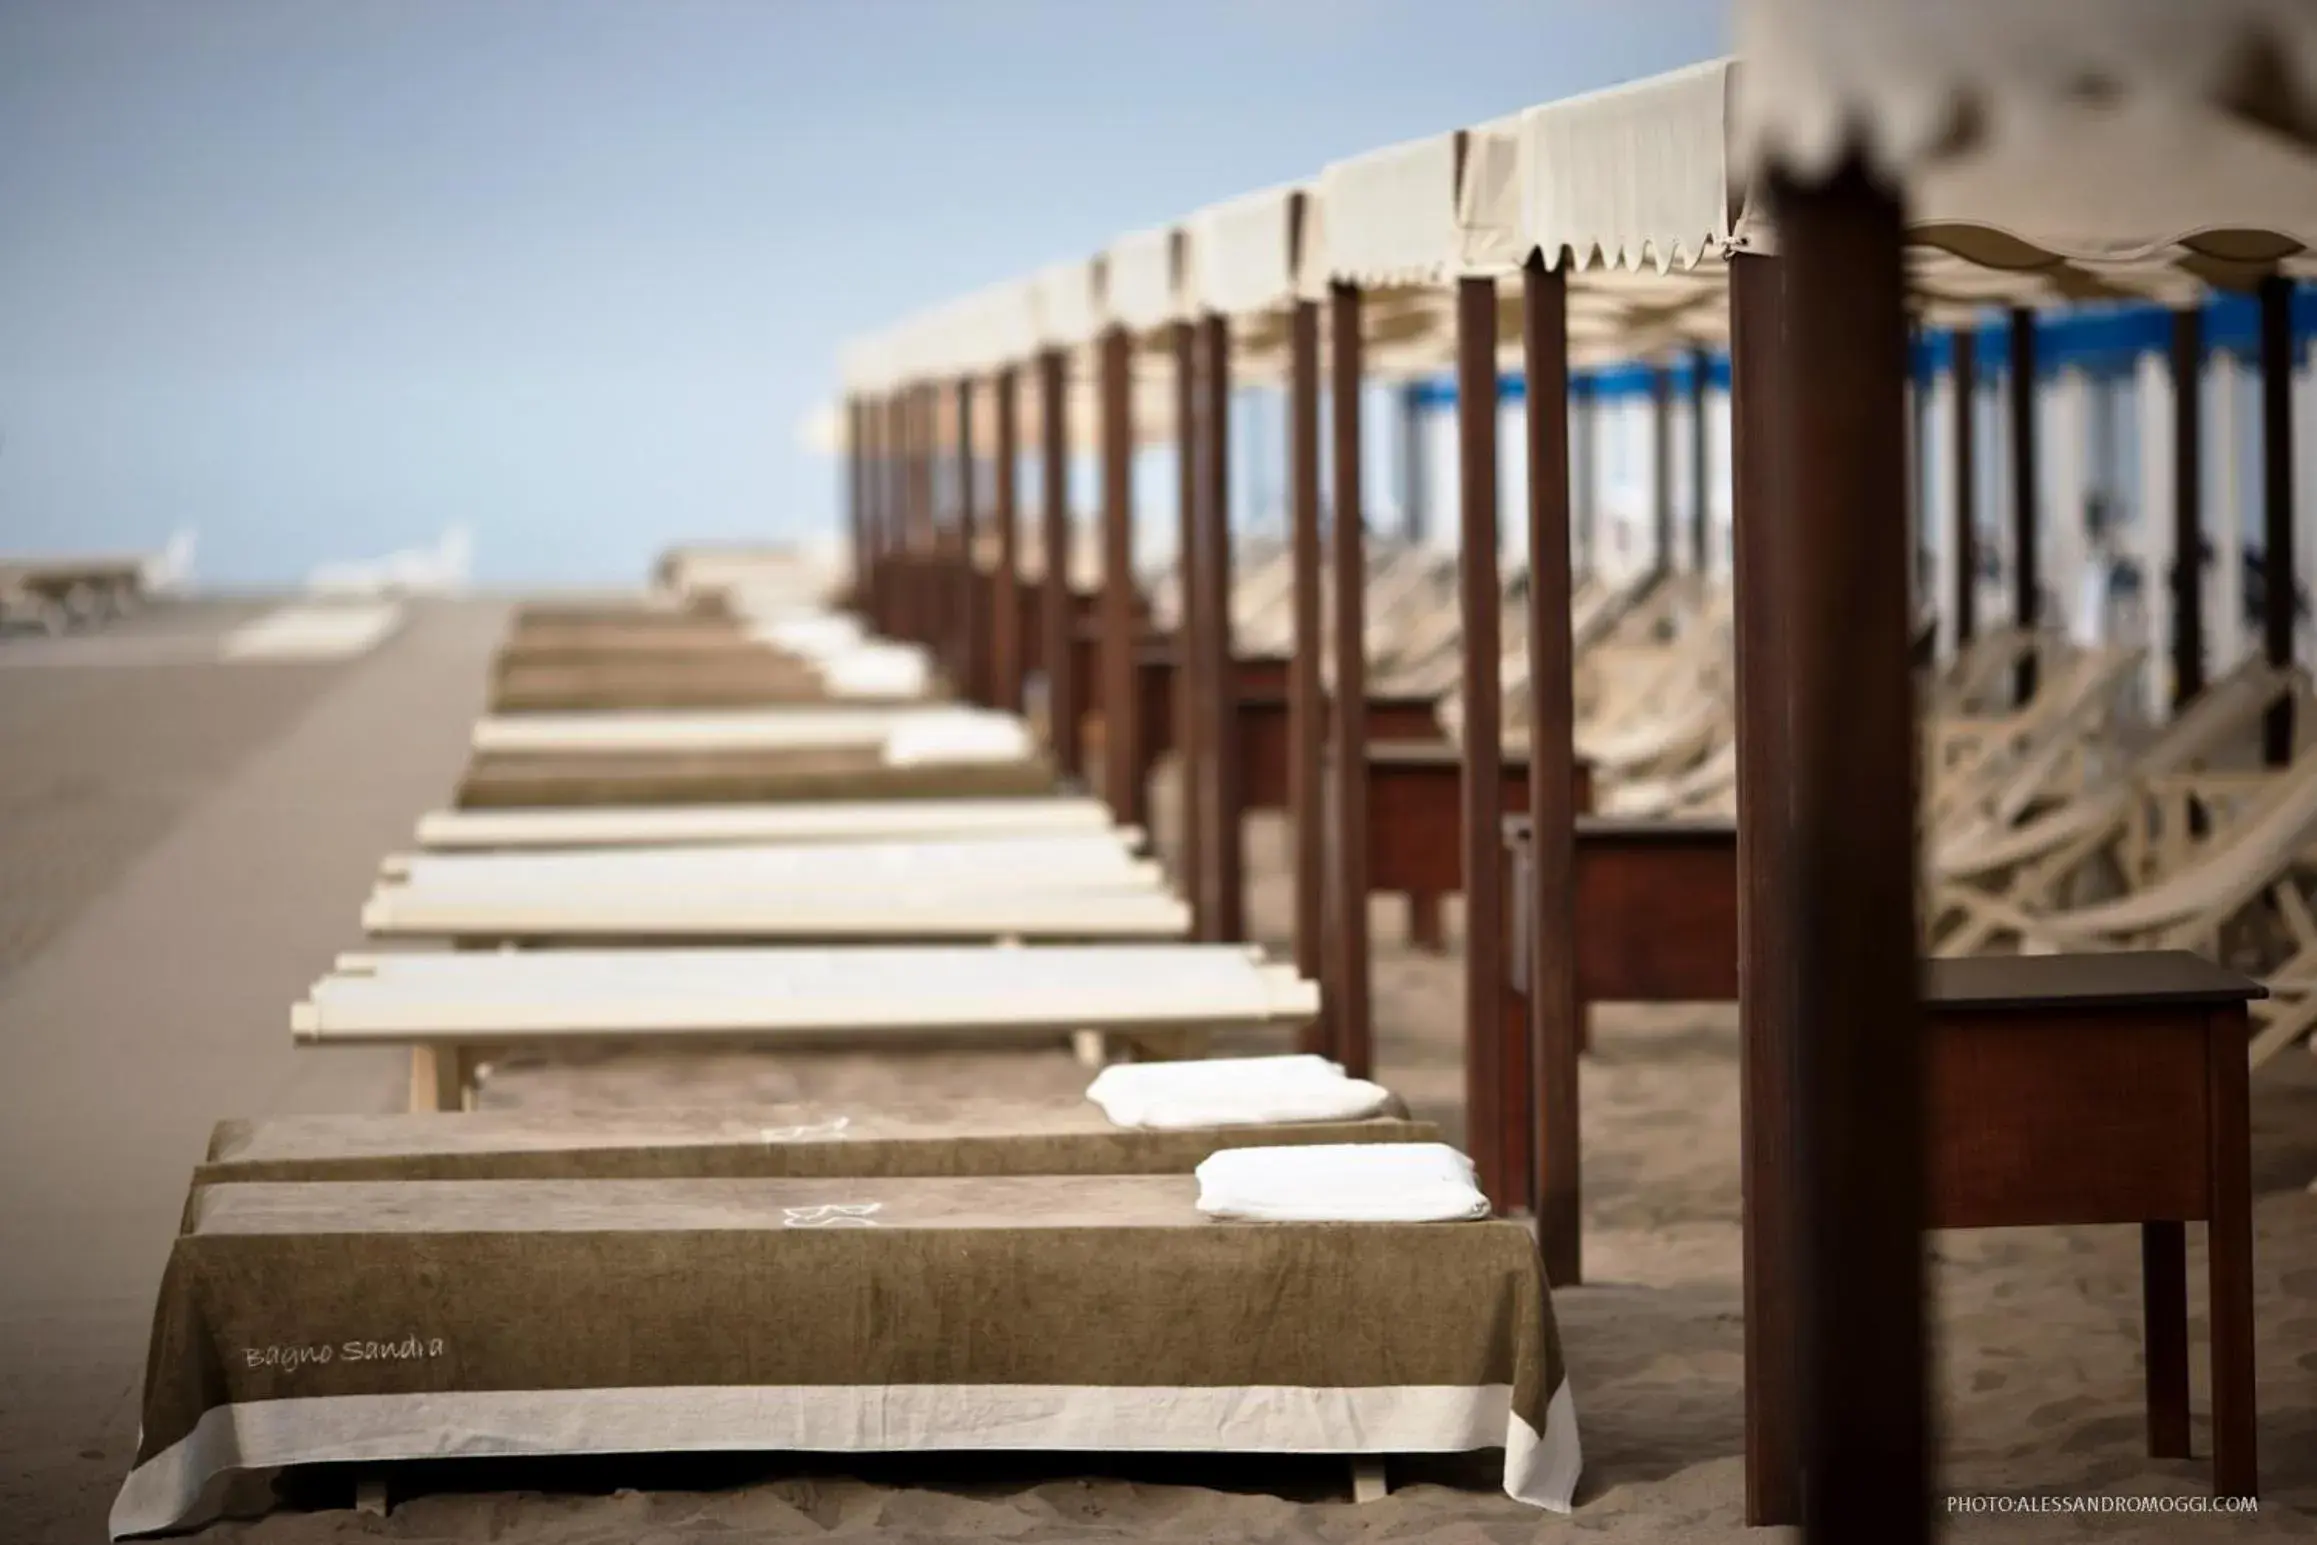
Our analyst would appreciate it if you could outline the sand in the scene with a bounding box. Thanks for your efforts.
[1,621,2312,1539]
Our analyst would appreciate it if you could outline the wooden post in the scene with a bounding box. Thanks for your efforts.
[1329,282,1374,1079]
[1289,293,1328,1052]
[2260,275,2296,764]
[991,366,1023,712]
[1173,318,1206,929]
[2171,310,2205,710]
[1730,249,1801,1528]
[1100,324,1144,825]
[880,395,905,638]
[1652,362,1675,572]
[1523,254,1580,1283]
[955,377,982,701]
[1690,346,1713,574]
[2010,306,2040,702]
[1953,329,1979,644]
[1199,312,1245,941]
[1039,348,1081,778]
[1456,274,1508,1211]
[845,397,864,611]
[1766,159,1929,1545]
[857,396,880,627]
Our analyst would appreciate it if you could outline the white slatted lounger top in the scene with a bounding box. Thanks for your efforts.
[359,885,1193,940]
[469,705,1029,756]
[296,945,1315,1037]
[415,797,1120,851]
[382,833,1150,891]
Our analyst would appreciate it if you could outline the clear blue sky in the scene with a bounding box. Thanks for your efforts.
[0,0,1726,587]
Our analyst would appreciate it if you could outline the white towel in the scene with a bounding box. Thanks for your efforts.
[1194,1143,1491,1223]
[1085,1055,1390,1130]
[752,613,864,656]
[819,643,930,699]
[882,713,1034,766]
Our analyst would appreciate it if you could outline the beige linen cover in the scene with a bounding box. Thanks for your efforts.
[117,1175,1577,1536]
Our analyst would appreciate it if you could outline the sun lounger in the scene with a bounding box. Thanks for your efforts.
[193,1092,1433,1187]
[469,705,1023,757]
[412,796,1121,851]
[455,746,1059,808]
[302,943,1308,1110]
[1934,746,2317,1065]
[1931,658,2301,884]
[376,830,1152,889]
[116,1172,1577,1536]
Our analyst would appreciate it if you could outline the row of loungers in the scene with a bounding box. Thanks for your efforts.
[116,571,1581,1536]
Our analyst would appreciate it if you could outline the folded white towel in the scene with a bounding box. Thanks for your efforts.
[820,643,931,699]
[882,713,1034,766]
[1085,1055,1391,1130]
[1195,1143,1491,1223]
[752,613,864,656]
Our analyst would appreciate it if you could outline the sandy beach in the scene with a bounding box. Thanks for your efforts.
[1,604,2312,1541]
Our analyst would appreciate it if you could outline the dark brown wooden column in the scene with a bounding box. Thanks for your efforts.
[856,396,879,626]
[991,366,1024,712]
[1199,312,1245,941]
[954,378,982,701]
[1039,347,1081,779]
[1953,329,1978,644]
[1730,248,1801,1528]
[2260,275,2296,764]
[1456,274,1508,1211]
[844,397,864,610]
[1099,324,1143,825]
[1328,281,1374,1078]
[1690,346,1713,573]
[879,394,904,637]
[1523,253,1580,1284]
[2010,306,2039,701]
[1765,160,1929,1545]
[1173,318,1206,927]
[1288,294,1327,1051]
[2171,310,2205,710]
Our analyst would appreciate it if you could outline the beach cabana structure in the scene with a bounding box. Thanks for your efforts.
[1684,11,2310,1526]
[1295,40,2292,1529]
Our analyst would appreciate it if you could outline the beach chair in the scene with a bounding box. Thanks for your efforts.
[1932,746,2317,1066]
[1931,658,2303,893]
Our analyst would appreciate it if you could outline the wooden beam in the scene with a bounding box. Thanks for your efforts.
[1766,159,1929,1545]
[1456,275,1508,1210]
[1200,312,1246,942]
[1953,329,1979,644]
[1289,295,1327,1053]
[2260,276,2296,765]
[2170,310,2205,710]
[1523,254,1580,1284]
[955,378,981,701]
[1730,248,1802,1528]
[992,366,1024,712]
[1328,282,1373,1079]
[1652,362,1675,573]
[1099,325,1144,824]
[1173,319,1206,929]
[1039,348,1081,778]
[2010,306,2040,702]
